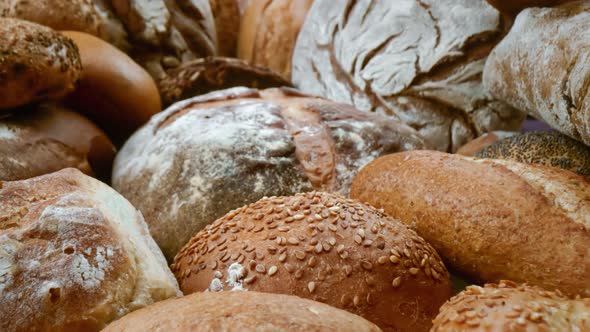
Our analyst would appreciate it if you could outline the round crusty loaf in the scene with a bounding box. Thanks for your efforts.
[477,131,590,177]
[483,2,590,146]
[292,0,524,152]
[160,57,292,107]
[112,87,426,261]
[350,150,590,297]
[103,291,382,332]
[0,168,180,332]
[173,192,452,332]
[237,0,313,79]
[432,280,590,331]
[62,31,161,145]
[0,103,115,181]
[455,131,518,156]
[0,18,82,110]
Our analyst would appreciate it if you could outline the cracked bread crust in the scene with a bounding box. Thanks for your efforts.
[483,2,590,146]
[0,18,82,110]
[292,0,524,152]
[112,87,426,261]
[350,150,590,298]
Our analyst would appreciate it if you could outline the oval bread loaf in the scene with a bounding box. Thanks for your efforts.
[350,150,590,297]
[173,192,453,332]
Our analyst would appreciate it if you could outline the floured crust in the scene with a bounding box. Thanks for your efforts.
[112,87,426,261]
[103,291,382,332]
[0,169,180,332]
[432,280,590,331]
[483,2,590,145]
[173,192,452,332]
[350,150,590,297]
[0,18,82,109]
[292,0,524,152]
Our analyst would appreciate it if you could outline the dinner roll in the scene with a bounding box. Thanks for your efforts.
[0,168,180,332]
[173,192,452,332]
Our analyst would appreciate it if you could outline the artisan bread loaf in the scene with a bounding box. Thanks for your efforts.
[0,18,81,109]
[292,0,524,152]
[0,103,114,181]
[0,168,180,332]
[477,131,590,177]
[104,291,382,332]
[350,150,590,297]
[159,57,291,107]
[173,192,452,332]
[432,280,590,331]
[237,0,313,79]
[483,2,590,145]
[113,87,426,261]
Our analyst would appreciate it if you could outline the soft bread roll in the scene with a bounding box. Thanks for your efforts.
[173,192,452,332]
[0,168,180,332]
[112,87,426,261]
[103,291,382,332]
[160,57,292,107]
[477,131,590,177]
[432,280,590,331]
[0,18,81,110]
[483,2,590,145]
[61,31,161,144]
[237,0,313,79]
[0,103,115,181]
[455,131,518,156]
[350,150,590,297]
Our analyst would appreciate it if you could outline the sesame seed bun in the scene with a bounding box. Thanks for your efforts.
[172,192,452,332]
[103,291,382,332]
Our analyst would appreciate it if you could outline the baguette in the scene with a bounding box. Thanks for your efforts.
[350,150,590,297]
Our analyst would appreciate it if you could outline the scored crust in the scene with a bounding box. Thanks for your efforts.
[0,18,82,110]
[173,192,452,332]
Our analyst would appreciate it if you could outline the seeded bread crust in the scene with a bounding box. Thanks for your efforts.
[173,192,452,332]
[350,150,590,297]
[432,280,590,331]
[0,18,82,110]
[103,291,382,332]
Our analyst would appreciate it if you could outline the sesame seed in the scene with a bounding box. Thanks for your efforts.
[363,240,373,247]
[294,214,305,220]
[353,295,360,306]
[295,250,306,260]
[361,260,373,271]
[244,275,257,284]
[392,276,402,288]
[288,237,299,245]
[279,253,287,262]
[377,256,388,265]
[409,268,419,275]
[308,256,317,267]
[295,269,304,279]
[284,263,295,273]
[328,237,337,246]
[255,264,266,273]
[354,235,363,245]
[390,256,400,264]
[344,265,353,276]
[268,266,278,276]
[308,282,316,293]
[336,244,345,253]
[314,243,323,253]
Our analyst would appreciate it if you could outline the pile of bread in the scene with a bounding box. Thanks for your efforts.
[1,0,589,331]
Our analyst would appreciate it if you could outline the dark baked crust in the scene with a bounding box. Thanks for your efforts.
[350,150,590,297]
[160,57,292,106]
[104,291,382,332]
[477,131,590,177]
[292,0,524,152]
[210,0,240,56]
[173,192,452,332]
[112,87,426,261]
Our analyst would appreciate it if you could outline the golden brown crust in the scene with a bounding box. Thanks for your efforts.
[172,192,452,332]
[350,150,590,297]
[0,18,81,109]
[0,169,180,332]
[432,280,590,331]
[61,31,161,145]
[237,0,313,79]
[104,291,383,332]
[210,0,240,56]
[159,57,291,107]
[0,103,115,181]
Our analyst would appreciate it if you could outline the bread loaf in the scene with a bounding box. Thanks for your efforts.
[0,18,81,110]
[160,57,291,107]
[477,131,590,177]
[112,87,426,261]
[350,150,590,297]
[62,31,161,144]
[104,291,382,332]
[0,168,180,332]
[483,2,590,145]
[432,280,590,331]
[237,0,313,79]
[292,0,524,152]
[173,192,452,332]
[0,103,115,181]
